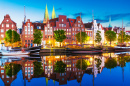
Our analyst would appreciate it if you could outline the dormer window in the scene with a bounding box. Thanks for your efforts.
[6,20,9,22]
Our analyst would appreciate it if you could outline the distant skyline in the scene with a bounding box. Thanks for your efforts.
[0,0,130,30]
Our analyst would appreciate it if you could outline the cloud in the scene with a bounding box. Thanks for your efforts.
[94,13,130,23]
[126,22,130,27]
[56,8,62,10]
[94,19,109,23]
[105,13,130,21]
[73,12,87,17]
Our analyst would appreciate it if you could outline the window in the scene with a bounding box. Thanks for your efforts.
[37,26,41,29]
[62,24,64,27]
[31,72,33,75]
[1,29,4,32]
[31,67,33,70]
[62,19,64,22]
[25,64,27,66]
[25,26,27,31]
[1,70,4,73]
[31,40,33,43]
[28,23,30,27]
[2,75,4,78]
[2,24,4,27]
[82,29,84,31]
[12,24,14,28]
[28,31,30,34]
[31,31,33,34]
[28,67,30,70]
[6,24,9,27]
[78,24,80,27]
[31,26,33,31]
[25,67,27,70]
[6,75,9,78]
[62,78,64,81]
[78,21,80,23]
[1,34,4,38]
[73,33,74,36]
[7,81,9,83]
[25,31,27,34]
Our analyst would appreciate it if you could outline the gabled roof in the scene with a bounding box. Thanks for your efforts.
[49,18,58,27]
[32,23,46,30]
[84,22,93,28]
[67,18,76,27]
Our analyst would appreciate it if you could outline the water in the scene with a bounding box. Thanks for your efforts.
[0,52,130,86]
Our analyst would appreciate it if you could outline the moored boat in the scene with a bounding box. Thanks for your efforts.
[1,51,30,56]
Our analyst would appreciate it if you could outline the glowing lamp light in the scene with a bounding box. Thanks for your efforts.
[90,57,93,61]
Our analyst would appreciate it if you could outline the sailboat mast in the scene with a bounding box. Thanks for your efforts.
[122,19,123,44]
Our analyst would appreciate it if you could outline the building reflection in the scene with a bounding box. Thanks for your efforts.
[0,53,130,86]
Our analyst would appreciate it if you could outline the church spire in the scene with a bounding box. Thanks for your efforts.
[108,16,112,27]
[52,6,56,19]
[43,4,49,23]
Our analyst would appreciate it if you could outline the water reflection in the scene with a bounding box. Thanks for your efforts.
[0,53,130,86]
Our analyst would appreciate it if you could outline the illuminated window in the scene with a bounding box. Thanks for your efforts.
[28,64,30,66]
[25,36,27,37]
[6,24,9,27]
[1,34,4,38]
[25,64,27,66]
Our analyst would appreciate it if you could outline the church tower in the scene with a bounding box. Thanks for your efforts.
[43,4,49,23]
[108,16,112,28]
[52,6,56,19]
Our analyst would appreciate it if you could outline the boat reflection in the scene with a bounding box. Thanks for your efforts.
[0,52,130,86]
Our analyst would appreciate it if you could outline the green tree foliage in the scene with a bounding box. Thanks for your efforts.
[95,58,102,70]
[33,29,43,45]
[95,30,102,44]
[54,30,66,47]
[4,29,20,43]
[33,61,43,76]
[54,61,66,73]
[5,63,21,77]
[105,30,116,46]
[76,59,90,70]
[105,58,117,69]
[75,32,88,43]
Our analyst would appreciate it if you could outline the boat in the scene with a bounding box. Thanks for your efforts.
[1,51,30,56]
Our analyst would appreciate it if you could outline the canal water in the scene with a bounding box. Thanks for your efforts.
[0,52,130,86]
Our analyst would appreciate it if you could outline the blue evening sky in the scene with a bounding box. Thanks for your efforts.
[0,0,130,30]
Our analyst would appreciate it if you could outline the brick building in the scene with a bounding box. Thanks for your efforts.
[0,14,17,44]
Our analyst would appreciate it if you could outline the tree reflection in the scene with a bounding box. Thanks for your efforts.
[5,63,21,77]
[105,58,117,69]
[33,61,43,76]
[95,58,102,71]
[76,59,90,70]
[54,61,66,73]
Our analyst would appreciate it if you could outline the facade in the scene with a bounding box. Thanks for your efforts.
[84,20,104,44]
[21,19,34,47]
[0,14,17,44]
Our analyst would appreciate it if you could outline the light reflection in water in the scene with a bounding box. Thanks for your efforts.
[0,52,130,86]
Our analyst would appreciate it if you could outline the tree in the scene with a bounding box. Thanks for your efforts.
[95,30,102,45]
[75,32,88,43]
[54,30,66,47]
[105,58,117,69]
[54,61,66,73]
[4,29,20,44]
[33,61,43,76]
[76,59,90,70]
[105,30,116,46]
[33,29,43,45]
[5,63,21,77]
